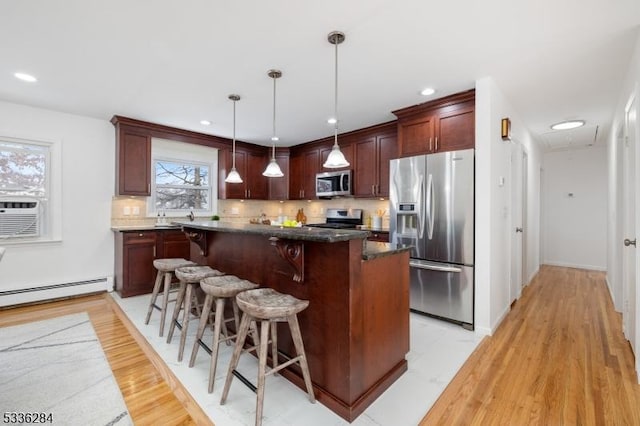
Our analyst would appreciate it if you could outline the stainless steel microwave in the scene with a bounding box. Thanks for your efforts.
[315,170,352,198]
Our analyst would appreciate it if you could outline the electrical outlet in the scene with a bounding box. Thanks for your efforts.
[231,207,239,215]
[123,206,131,216]
[132,206,140,215]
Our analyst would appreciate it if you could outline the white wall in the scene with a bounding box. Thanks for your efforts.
[542,147,608,270]
[0,101,115,306]
[607,29,640,380]
[475,77,542,335]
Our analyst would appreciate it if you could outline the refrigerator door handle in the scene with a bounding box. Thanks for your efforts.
[426,173,435,240]
[409,260,462,273]
[418,174,425,239]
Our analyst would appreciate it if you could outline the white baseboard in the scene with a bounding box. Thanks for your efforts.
[543,261,606,272]
[0,277,112,307]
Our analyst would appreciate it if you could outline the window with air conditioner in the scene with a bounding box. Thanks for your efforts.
[0,139,50,240]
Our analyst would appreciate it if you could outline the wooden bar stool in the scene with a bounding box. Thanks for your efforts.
[167,265,224,362]
[145,258,196,336]
[189,275,260,393]
[220,288,315,426]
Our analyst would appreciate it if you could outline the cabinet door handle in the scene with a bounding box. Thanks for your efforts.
[435,136,438,151]
[371,185,375,195]
[153,246,156,257]
[429,137,433,151]
[148,184,151,193]
[138,233,143,237]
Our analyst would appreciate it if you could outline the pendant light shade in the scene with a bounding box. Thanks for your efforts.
[225,94,243,184]
[323,30,350,169]
[263,69,284,177]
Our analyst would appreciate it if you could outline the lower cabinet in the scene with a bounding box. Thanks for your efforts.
[367,231,390,242]
[115,229,190,297]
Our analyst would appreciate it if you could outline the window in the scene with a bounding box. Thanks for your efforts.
[0,138,50,239]
[154,159,211,211]
[150,138,218,215]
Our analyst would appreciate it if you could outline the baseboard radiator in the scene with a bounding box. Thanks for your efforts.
[0,277,112,307]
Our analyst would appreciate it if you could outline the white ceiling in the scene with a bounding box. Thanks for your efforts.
[1,1,638,150]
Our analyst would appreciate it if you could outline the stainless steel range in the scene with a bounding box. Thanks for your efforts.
[306,208,363,229]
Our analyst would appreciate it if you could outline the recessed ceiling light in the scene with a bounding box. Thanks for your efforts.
[550,120,585,130]
[200,120,211,126]
[420,87,435,96]
[14,72,37,83]
[327,117,337,124]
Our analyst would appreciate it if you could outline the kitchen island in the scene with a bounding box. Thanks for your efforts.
[178,221,410,422]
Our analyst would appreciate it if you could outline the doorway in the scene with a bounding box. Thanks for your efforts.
[510,141,526,304]
[622,93,637,377]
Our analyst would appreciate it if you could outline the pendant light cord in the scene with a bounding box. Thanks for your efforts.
[272,74,277,158]
[232,99,237,169]
[333,35,339,147]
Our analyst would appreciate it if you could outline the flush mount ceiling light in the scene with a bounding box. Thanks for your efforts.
[323,30,350,169]
[420,87,435,96]
[550,120,585,131]
[263,69,284,178]
[225,94,243,184]
[14,72,37,83]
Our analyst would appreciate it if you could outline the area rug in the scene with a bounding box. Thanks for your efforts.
[0,312,131,425]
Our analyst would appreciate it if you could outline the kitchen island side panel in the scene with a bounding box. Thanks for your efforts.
[186,227,409,422]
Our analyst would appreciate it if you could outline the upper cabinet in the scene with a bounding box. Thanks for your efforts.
[393,90,475,157]
[268,150,290,201]
[220,147,269,200]
[353,125,397,198]
[115,124,152,196]
[289,148,320,200]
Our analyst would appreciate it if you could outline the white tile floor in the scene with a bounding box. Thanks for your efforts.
[112,292,482,426]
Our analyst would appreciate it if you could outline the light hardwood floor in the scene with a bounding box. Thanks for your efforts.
[0,294,211,426]
[421,265,640,425]
[2,265,639,425]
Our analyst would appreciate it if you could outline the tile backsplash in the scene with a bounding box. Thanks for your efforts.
[111,196,390,228]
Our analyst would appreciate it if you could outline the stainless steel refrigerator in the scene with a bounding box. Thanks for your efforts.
[390,149,474,329]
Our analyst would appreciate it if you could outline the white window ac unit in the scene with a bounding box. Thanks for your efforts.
[0,198,40,238]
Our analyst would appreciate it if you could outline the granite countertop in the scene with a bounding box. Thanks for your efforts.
[111,224,182,232]
[177,220,370,243]
[357,226,390,233]
[362,241,411,260]
[112,221,409,259]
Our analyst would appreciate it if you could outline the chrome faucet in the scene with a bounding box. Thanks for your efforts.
[187,210,195,222]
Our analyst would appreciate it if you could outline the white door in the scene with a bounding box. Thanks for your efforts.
[622,94,637,377]
[522,151,528,288]
[511,141,524,304]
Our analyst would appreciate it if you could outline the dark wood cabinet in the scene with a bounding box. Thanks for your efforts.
[268,151,290,200]
[115,126,151,196]
[436,101,475,152]
[115,229,190,297]
[397,115,435,156]
[161,229,191,258]
[367,230,389,242]
[115,231,157,297]
[394,90,475,157]
[289,149,320,200]
[222,148,269,199]
[354,132,397,198]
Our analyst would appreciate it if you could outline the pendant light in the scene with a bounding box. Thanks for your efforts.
[225,94,243,183]
[262,69,284,177]
[323,30,350,169]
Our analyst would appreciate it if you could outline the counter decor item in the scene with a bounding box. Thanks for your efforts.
[296,208,307,225]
